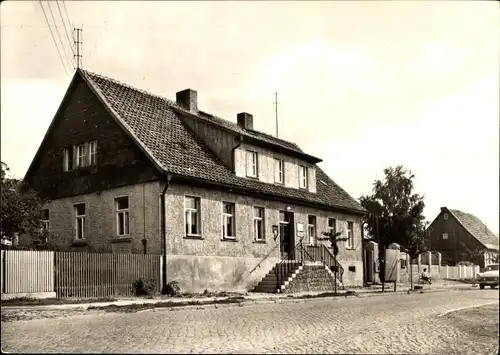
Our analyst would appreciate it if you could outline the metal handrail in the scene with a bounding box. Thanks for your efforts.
[274,241,315,291]
[304,244,344,284]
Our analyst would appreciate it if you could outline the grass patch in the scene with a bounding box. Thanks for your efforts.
[292,291,358,299]
[87,296,245,313]
[1,296,117,307]
[438,303,499,355]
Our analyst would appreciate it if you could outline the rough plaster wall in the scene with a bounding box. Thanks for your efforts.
[43,181,161,253]
[233,143,316,193]
[167,255,279,293]
[164,182,363,289]
[165,183,282,259]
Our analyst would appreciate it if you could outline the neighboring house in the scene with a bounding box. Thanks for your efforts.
[22,69,366,292]
[426,207,499,268]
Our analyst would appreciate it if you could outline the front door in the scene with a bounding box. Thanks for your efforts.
[279,211,294,259]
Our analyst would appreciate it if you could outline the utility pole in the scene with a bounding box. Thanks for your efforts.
[273,93,279,138]
[73,27,83,69]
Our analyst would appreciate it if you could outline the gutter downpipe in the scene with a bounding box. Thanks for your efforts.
[161,173,172,295]
[361,215,368,287]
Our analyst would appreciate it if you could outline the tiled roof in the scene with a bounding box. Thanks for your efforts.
[81,69,366,214]
[448,209,499,250]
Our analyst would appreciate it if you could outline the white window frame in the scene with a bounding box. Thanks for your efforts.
[74,203,86,240]
[327,217,336,235]
[76,143,87,168]
[63,147,74,171]
[222,202,236,239]
[299,165,308,189]
[40,209,50,232]
[253,207,265,241]
[442,232,448,240]
[89,140,98,166]
[274,158,284,184]
[185,196,201,237]
[308,215,317,245]
[115,196,130,237]
[346,221,354,249]
[246,150,258,178]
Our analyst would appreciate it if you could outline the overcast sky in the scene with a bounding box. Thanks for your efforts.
[1,1,499,233]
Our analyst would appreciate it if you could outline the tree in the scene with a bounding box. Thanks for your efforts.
[318,230,347,294]
[0,162,48,244]
[359,165,428,287]
[492,254,500,264]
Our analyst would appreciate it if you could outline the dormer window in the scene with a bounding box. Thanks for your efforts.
[299,165,308,189]
[246,150,258,178]
[274,158,284,184]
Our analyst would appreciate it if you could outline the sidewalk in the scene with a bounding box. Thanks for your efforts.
[1,282,476,312]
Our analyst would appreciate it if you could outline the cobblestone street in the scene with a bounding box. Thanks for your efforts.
[2,289,498,354]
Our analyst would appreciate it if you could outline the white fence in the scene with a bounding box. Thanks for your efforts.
[439,265,480,280]
[1,250,54,294]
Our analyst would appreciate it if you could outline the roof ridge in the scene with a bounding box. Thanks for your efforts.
[450,208,495,234]
[81,69,304,151]
[81,69,182,109]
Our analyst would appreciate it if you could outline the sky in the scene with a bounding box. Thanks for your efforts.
[1,1,499,234]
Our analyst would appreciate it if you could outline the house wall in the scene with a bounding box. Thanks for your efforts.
[427,210,485,267]
[25,181,162,254]
[484,249,499,266]
[233,143,317,193]
[24,74,160,200]
[180,114,237,171]
[163,182,363,292]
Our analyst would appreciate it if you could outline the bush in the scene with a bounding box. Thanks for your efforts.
[164,281,180,296]
[456,261,475,266]
[133,278,157,296]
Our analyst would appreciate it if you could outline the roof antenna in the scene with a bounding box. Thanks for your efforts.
[273,92,279,137]
[73,26,83,69]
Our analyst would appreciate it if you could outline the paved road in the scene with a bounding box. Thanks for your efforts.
[2,289,498,354]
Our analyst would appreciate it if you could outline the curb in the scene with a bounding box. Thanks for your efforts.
[1,285,476,313]
[437,300,499,317]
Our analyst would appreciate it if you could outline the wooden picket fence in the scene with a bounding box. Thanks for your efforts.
[1,250,162,298]
[55,252,161,298]
[1,250,54,294]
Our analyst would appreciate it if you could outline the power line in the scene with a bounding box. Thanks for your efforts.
[39,0,69,76]
[46,0,72,70]
[61,0,73,30]
[56,0,75,56]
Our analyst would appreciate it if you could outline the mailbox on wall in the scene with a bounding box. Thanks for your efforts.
[272,225,279,240]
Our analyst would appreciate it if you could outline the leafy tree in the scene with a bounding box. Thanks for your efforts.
[359,165,428,284]
[492,254,500,264]
[0,162,48,245]
[317,229,347,294]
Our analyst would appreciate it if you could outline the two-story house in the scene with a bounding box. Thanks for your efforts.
[426,207,499,268]
[22,68,367,293]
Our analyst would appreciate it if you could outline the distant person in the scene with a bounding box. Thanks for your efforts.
[421,268,431,284]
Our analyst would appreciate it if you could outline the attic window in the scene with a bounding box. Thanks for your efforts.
[319,180,327,186]
[443,213,449,220]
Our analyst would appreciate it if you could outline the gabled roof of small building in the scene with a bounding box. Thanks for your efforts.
[26,69,367,215]
[446,208,499,250]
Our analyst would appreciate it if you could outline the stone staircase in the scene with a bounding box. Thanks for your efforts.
[253,261,302,293]
[252,261,342,294]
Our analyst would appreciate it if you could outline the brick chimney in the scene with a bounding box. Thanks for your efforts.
[176,89,198,112]
[237,112,253,130]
